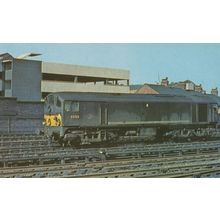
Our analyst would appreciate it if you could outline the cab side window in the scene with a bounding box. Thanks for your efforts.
[64,101,79,112]
[45,95,54,113]
[64,101,71,112]
[72,102,79,112]
[56,97,61,107]
[48,95,54,105]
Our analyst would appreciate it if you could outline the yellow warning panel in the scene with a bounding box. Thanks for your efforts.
[44,114,62,126]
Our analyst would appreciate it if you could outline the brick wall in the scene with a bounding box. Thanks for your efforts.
[0,98,44,133]
[0,98,17,116]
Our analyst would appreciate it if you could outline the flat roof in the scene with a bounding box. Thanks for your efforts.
[42,62,130,80]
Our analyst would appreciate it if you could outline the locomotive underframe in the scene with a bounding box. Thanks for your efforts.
[47,122,217,146]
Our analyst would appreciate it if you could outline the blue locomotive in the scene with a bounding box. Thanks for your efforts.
[44,92,220,146]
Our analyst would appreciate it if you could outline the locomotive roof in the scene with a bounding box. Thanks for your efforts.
[149,85,218,104]
[206,94,220,105]
[48,91,217,104]
[131,84,220,104]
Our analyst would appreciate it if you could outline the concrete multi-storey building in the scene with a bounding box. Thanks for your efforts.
[41,61,130,97]
[0,54,42,101]
[0,53,130,101]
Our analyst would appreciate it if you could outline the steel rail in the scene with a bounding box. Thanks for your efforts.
[167,167,220,178]
[0,145,218,167]
[1,152,220,178]
[1,141,220,168]
[1,140,220,155]
[76,159,220,178]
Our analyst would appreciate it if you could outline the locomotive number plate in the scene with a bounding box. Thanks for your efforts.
[70,114,80,119]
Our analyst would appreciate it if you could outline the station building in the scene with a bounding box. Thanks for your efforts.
[0,53,130,101]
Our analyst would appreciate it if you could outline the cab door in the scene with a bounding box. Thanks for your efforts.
[101,104,108,125]
[210,104,218,123]
[63,101,80,126]
[198,104,208,122]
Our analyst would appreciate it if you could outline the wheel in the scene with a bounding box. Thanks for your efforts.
[62,140,68,147]
[58,138,67,147]
[70,136,81,147]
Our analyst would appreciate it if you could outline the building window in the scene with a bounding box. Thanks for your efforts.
[4,62,12,71]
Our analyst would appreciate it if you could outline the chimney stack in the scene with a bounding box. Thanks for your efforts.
[211,87,218,96]
[161,77,169,87]
[195,84,203,93]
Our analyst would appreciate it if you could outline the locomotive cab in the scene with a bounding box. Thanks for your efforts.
[44,94,83,143]
[44,94,62,126]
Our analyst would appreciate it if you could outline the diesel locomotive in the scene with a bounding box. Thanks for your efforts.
[44,92,220,146]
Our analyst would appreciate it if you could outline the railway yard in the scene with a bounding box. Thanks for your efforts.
[1,52,220,178]
[1,133,220,178]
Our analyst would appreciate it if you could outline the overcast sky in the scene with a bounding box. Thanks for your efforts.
[0,43,219,93]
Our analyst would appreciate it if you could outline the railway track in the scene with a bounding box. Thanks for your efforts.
[0,133,47,141]
[165,165,220,177]
[0,134,50,148]
[1,134,220,177]
[77,154,220,178]
[1,139,220,167]
[0,152,220,177]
